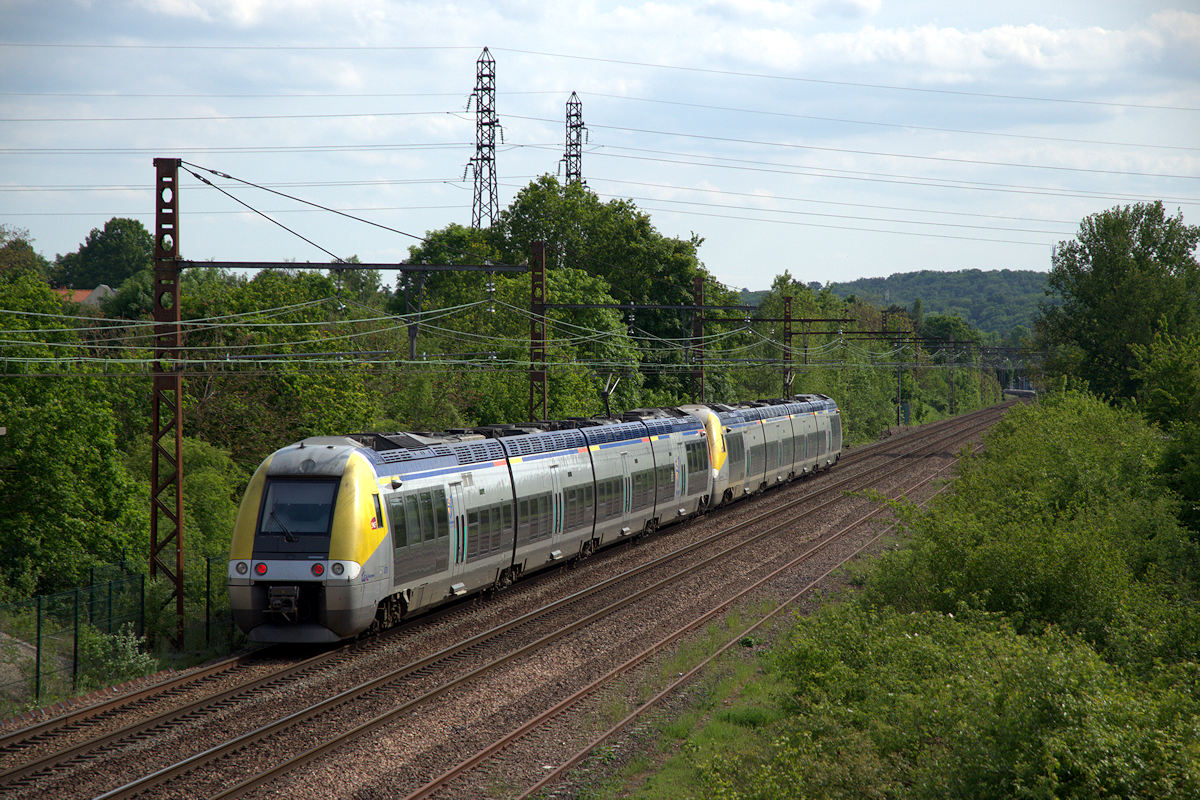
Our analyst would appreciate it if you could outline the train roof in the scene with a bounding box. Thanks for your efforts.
[325,396,834,475]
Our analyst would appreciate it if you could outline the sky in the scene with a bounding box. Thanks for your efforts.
[1,0,1198,292]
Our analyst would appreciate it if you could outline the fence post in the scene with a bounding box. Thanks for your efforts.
[73,587,81,692]
[205,556,212,649]
[138,573,145,638]
[34,594,43,702]
[107,580,114,634]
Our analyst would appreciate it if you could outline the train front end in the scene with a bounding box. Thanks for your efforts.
[228,438,390,643]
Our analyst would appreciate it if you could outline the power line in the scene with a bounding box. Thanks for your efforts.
[181,161,429,244]
[580,92,1200,153]
[492,47,1200,113]
[637,204,1052,246]
[0,143,472,155]
[506,114,1200,181]
[0,110,460,123]
[591,177,1081,225]
[5,40,1192,111]
[561,144,1200,205]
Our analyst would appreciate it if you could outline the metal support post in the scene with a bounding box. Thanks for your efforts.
[783,296,794,395]
[692,275,705,403]
[151,157,185,649]
[72,588,80,691]
[529,241,547,421]
[34,594,42,701]
[948,334,956,416]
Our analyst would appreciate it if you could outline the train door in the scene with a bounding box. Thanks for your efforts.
[620,452,634,531]
[549,464,565,543]
[448,482,468,590]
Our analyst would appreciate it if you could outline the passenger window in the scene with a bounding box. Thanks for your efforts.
[433,488,450,539]
[418,491,436,542]
[388,495,408,548]
[404,494,421,544]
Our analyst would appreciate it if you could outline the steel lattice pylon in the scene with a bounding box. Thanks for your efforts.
[470,47,499,229]
[564,91,585,185]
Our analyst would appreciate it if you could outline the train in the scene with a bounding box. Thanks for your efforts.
[228,395,841,643]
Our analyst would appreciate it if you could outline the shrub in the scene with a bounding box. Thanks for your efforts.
[701,605,1200,800]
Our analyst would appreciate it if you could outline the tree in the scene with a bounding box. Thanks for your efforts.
[329,255,385,307]
[0,225,51,279]
[52,217,154,289]
[1132,331,1200,534]
[491,176,735,398]
[1035,202,1200,401]
[920,312,977,344]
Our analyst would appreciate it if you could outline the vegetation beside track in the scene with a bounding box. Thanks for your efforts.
[620,392,1200,800]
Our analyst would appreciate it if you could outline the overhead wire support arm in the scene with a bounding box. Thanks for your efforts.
[181,261,527,273]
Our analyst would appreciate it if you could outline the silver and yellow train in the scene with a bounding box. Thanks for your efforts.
[228,395,841,643]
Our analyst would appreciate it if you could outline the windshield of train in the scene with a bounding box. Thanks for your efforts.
[255,478,338,557]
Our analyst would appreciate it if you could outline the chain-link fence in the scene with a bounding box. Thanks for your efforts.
[0,557,245,715]
[0,569,145,713]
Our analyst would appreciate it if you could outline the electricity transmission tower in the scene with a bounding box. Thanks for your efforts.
[563,91,586,185]
[470,47,499,228]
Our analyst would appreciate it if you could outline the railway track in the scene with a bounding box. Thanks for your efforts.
[0,401,982,757]
[396,410,999,799]
[0,403,1009,799]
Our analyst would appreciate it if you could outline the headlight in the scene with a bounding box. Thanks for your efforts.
[331,562,345,576]
[235,561,248,575]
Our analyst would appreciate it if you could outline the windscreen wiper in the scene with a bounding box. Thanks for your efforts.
[269,510,299,543]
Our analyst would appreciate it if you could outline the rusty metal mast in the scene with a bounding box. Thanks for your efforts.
[151,157,185,648]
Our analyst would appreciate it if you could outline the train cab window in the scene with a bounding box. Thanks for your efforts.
[255,478,338,556]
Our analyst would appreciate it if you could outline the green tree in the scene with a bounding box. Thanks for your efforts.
[1132,331,1200,533]
[919,312,977,344]
[1036,202,1200,401]
[52,217,154,289]
[0,267,144,595]
[0,225,51,279]
[491,176,734,399]
[329,254,385,307]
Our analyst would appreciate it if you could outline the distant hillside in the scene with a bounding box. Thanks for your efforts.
[826,269,1049,336]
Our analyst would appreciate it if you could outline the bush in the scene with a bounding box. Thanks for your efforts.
[700,605,1200,800]
[863,391,1200,669]
[76,623,158,692]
